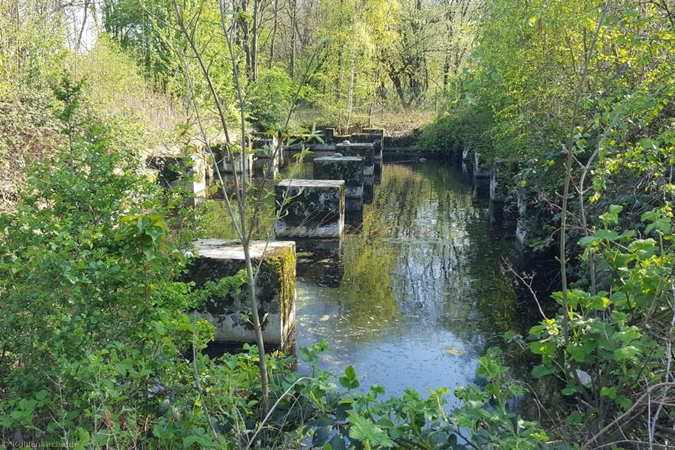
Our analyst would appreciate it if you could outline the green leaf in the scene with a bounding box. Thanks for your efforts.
[146,225,165,241]
[347,411,394,447]
[593,229,620,241]
[562,384,584,395]
[313,426,332,446]
[616,395,633,410]
[503,330,523,343]
[339,365,360,390]
[565,411,583,425]
[613,345,641,361]
[642,209,672,234]
[530,340,556,356]
[600,386,617,399]
[328,433,347,450]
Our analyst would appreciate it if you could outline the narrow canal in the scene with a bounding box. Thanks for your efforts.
[294,161,531,406]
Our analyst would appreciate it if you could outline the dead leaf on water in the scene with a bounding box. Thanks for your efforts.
[444,347,466,356]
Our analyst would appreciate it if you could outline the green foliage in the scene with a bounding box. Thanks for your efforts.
[416,104,494,157]
[298,343,550,450]
[248,66,298,130]
[0,76,202,445]
[527,205,674,444]
[0,0,66,91]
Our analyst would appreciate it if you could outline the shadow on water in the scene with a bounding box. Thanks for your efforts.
[295,162,536,405]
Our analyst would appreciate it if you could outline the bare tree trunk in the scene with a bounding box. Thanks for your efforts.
[171,0,271,423]
[75,0,91,51]
[268,0,278,68]
[251,0,261,81]
[290,0,296,79]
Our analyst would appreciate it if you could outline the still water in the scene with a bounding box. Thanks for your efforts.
[294,161,524,406]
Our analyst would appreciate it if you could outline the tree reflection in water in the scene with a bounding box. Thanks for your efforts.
[297,162,525,404]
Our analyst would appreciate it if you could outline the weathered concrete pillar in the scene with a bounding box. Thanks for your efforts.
[471,151,490,204]
[473,152,490,180]
[146,153,207,205]
[314,156,364,199]
[336,142,374,176]
[361,128,384,184]
[275,179,345,238]
[363,175,374,204]
[515,186,540,252]
[358,128,385,161]
[490,159,510,203]
[461,147,474,177]
[323,128,336,144]
[186,239,296,353]
[344,199,364,232]
[217,147,253,176]
[285,140,336,161]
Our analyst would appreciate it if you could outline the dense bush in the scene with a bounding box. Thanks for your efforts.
[416,104,494,159]
[0,77,201,445]
[248,67,298,131]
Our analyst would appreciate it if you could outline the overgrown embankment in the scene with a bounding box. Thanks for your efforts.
[415,0,675,445]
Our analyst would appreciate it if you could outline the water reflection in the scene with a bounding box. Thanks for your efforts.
[296,162,521,403]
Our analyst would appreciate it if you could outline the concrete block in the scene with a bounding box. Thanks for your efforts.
[186,239,296,353]
[146,154,207,205]
[252,132,282,177]
[363,175,374,204]
[275,179,345,238]
[336,143,374,176]
[473,152,490,179]
[490,159,510,203]
[314,156,364,199]
[354,128,384,160]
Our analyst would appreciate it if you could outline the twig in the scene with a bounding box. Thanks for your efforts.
[524,381,571,445]
[453,428,481,450]
[502,260,548,320]
[581,382,675,449]
[244,376,313,450]
[648,292,675,448]
[192,312,221,444]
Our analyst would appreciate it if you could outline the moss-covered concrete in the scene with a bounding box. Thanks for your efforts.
[336,142,375,175]
[314,156,364,199]
[146,154,207,202]
[352,129,384,160]
[275,179,345,238]
[185,239,296,352]
[363,175,374,204]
